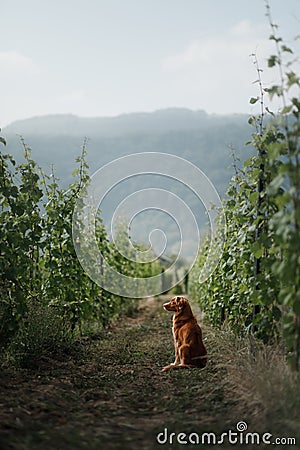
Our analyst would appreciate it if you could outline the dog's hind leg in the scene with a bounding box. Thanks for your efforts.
[179,344,192,366]
[161,345,194,371]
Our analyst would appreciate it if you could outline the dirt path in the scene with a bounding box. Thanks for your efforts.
[0,296,254,450]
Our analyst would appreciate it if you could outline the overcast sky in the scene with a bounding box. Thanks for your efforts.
[1,0,299,126]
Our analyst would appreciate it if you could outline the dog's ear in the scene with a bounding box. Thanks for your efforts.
[175,296,181,305]
[175,296,186,311]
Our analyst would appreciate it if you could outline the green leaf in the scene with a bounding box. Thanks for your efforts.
[249,191,258,206]
[292,97,300,110]
[274,193,290,209]
[283,292,293,306]
[286,71,299,88]
[250,290,262,305]
[280,105,293,115]
[243,157,254,168]
[264,85,283,99]
[250,241,263,259]
[0,136,6,146]
[268,55,278,67]
[281,45,293,54]
[254,247,263,259]
[269,34,282,43]
[265,106,275,116]
[250,97,259,104]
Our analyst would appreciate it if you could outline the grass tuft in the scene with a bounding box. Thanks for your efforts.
[6,301,75,368]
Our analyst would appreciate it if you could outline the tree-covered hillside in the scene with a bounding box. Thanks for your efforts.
[3,108,254,196]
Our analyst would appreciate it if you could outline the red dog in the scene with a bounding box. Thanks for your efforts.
[162,296,207,371]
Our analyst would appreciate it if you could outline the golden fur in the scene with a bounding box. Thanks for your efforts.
[162,296,207,371]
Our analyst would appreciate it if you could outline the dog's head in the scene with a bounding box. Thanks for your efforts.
[163,296,189,313]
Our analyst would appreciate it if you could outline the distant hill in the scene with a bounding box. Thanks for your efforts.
[3,108,253,188]
[4,108,243,137]
[3,109,254,256]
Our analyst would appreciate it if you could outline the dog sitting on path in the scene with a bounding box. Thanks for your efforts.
[162,296,207,371]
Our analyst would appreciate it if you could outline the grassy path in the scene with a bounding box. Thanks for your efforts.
[0,296,296,450]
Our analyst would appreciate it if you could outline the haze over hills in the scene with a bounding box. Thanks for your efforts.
[3,108,254,257]
[4,108,211,136]
[4,108,250,138]
[3,108,253,186]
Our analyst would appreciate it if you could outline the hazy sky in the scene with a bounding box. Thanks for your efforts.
[1,0,299,126]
